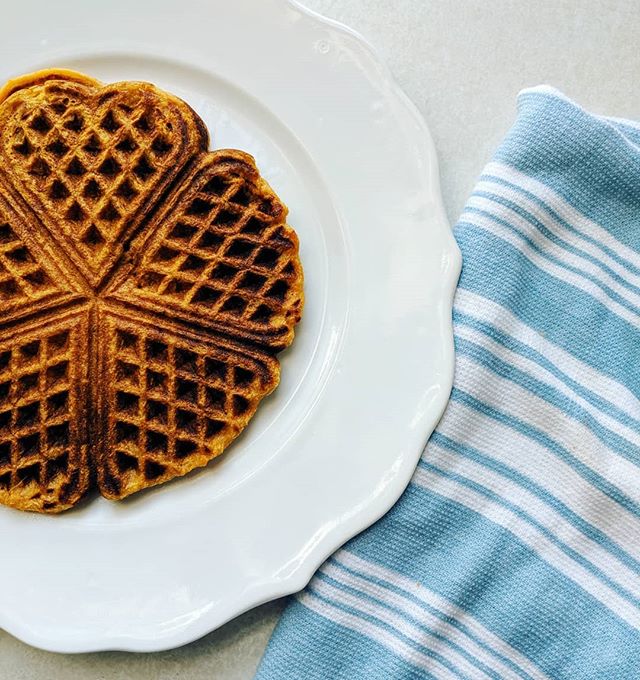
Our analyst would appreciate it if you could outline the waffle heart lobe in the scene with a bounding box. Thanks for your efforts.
[0,70,304,512]
[0,69,208,288]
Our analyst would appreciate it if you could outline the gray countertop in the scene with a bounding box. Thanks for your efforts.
[3,1,640,678]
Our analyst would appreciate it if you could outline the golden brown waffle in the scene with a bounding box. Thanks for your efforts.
[0,309,91,513]
[0,69,303,512]
[96,308,280,499]
[112,151,303,349]
[0,70,207,288]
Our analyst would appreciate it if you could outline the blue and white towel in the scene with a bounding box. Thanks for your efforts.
[256,87,640,679]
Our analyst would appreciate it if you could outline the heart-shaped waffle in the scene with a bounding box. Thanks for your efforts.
[0,70,303,513]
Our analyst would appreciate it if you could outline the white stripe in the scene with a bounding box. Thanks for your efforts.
[454,288,640,425]
[427,439,640,601]
[456,323,640,476]
[413,465,640,629]
[476,175,640,294]
[447,356,640,544]
[310,576,491,679]
[452,326,640,515]
[452,351,640,510]
[455,319,640,459]
[469,189,640,313]
[320,560,520,680]
[485,162,640,272]
[333,550,551,680]
[460,205,640,328]
[298,590,460,680]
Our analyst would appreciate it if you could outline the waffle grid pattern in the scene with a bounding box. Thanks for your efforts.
[4,83,185,274]
[0,72,302,511]
[0,214,60,307]
[0,317,86,510]
[131,160,302,338]
[103,315,275,496]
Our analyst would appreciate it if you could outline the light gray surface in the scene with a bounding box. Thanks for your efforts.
[3,1,640,678]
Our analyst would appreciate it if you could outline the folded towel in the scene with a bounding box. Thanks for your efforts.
[256,87,640,680]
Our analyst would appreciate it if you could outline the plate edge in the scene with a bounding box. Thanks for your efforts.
[0,0,462,653]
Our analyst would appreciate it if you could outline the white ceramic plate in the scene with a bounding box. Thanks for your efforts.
[0,0,459,653]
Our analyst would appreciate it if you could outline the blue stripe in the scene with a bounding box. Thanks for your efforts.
[430,430,640,577]
[605,118,640,146]
[471,187,640,299]
[453,309,640,436]
[258,599,437,680]
[328,555,537,680]
[416,458,640,609]
[348,487,640,679]
[498,92,640,252]
[453,332,640,469]
[306,582,473,679]
[463,204,640,321]
[449,387,640,517]
[315,569,503,679]
[481,172,640,279]
[454,225,640,393]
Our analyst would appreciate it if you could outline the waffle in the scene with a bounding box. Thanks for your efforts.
[111,150,303,349]
[0,309,91,513]
[0,69,303,512]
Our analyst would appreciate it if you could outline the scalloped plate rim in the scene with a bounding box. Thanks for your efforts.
[0,0,461,653]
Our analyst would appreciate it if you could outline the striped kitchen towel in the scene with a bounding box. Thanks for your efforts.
[256,87,640,679]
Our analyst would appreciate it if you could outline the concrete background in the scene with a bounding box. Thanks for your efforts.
[3,0,640,677]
